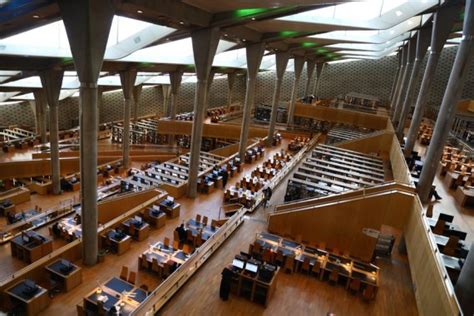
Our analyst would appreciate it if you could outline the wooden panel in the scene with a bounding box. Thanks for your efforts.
[0,187,30,204]
[457,99,474,113]
[0,157,118,179]
[404,198,461,316]
[389,133,412,185]
[268,191,413,262]
[293,103,389,130]
[336,131,392,159]
[157,120,268,139]
[32,150,177,159]
[97,189,163,224]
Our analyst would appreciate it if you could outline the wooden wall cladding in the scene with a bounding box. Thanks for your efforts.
[0,157,117,180]
[404,199,461,316]
[268,191,413,262]
[388,133,412,185]
[293,103,389,130]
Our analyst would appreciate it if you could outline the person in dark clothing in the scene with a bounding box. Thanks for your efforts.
[176,224,187,243]
[220,265,235,301]
[221,168,228,188]
[263,186,273,208]
[429,185,442,200]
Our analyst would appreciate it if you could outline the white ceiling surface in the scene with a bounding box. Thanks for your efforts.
[0,0,460,104]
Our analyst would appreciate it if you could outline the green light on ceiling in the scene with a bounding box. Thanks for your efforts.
[279,31,299,37]
[233,8,269,18]
[326,53,335,58]
[301,42,317,48]
[315,48,327,54]
[61,57,73,64]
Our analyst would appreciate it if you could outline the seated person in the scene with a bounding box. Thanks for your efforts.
[175,224,187,243]
[73,214,81,225]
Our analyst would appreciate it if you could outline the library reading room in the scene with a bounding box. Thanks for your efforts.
[0,1,473,315]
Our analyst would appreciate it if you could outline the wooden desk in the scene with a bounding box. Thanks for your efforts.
[455,186,474,207]
[230,265,279,307]
[10,231,53,263]
[105,231,131,255]
[159,200,181,218]
[122,218,150,241]
[84,277,147,315]
[145,206,166,228]
[45,259,82,292]
[6,280,50,316]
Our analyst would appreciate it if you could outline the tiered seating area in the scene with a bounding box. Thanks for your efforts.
[288,136,310,152]
[326,125,375,144]
[208,105,243,123]
[1,127,38,152]
[285,144,385,202]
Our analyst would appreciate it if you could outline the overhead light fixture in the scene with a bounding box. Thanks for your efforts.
[242,39,246,42]
[32,14,40,19]
[179,21,185,25]
[390,30,395,35]
[395,10,402,16]
[224,33,228,36]
[137,10,143,14]
[251,17,256,21]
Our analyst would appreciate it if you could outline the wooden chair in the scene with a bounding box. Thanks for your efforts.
[162,262,172,279]
[128,271,137,285]
[349,278,361,294]
[275,250,284,266]
[328,269,339,285]
[262,250,274,264]
[432,219,445,235]
[300,257,311,274]
[284,256,295,274]
[173,230,180,242]
[140,284,149,295]
[211,219,218,229]
[196,214,202,223]
[151,258,162,277]
[129,224,137,239]
[186,230,194,244]
[163,237,170,248]
[312,260,322,278]
[202,216,208,226]
[120,266,129,281]
[194,232,204,247]
[183,244,192,255]
[140,256,149,270]
[442,236,460,257]
[426,203,434,218]
[362,284,376,300]
[173,240,180,250]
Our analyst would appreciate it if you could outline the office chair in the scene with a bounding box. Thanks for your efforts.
[328,269,339,285]
[349,278,361,294]
[128,271,137,285]
[120,266,129,281]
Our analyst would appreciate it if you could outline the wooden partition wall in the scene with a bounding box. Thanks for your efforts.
[32,150,176,162]
[0,157,118,179]
[268,190,413,262]
[293,102,389,130]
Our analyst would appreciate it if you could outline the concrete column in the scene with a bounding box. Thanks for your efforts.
[393,36,417,125]
[304,59,316,97]
[417,0,474,203]
[59,0,114,265]
[312,62,324,97]
[162,85,171,117]
[267,51,290,147]
[238,42,266,161]
[168,71,183,144]
[97,86,104,129]
[390,45,407,119]
[33,90,47,143]
[287,56,305,126]
[187,27,220,198]
[227,72,236,109]
[206,70,216,110]
[396,25,432,140]
[119,70,137,169]
[132,84,143,122]
[40,69,64,196]
[389,52,402,101]
[169,71,183,119]
[404,3,462,155]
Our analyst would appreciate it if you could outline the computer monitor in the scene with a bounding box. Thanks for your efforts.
[134,216,142,223]
[232,259,245,270]
[24,279,37,290]
[166,196,175,204]
[22,233,30,243]
[245,262,258,274]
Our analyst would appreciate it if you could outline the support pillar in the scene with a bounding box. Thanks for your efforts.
[119,70,137,169]
[304,59,316,97]
[132,84,143,122]
[396,25,432,140]
[404,3,462,155]
[312,62,324,97]
[393,36,417,125]
[417,0,474,203]
[33,90,47,143]
[162,85,171,117]
[287,56,305,126]
[267,52,290,147]
[59,0,114,265]
[390,45,407,119]
[206,70,216,110]
[227,72,236,109]
[389,52,402,101]
[169,71,183,144]
[40,69,64,196]
[238,43,266,161]
[187,27,220,198]
[97,86,104,130]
